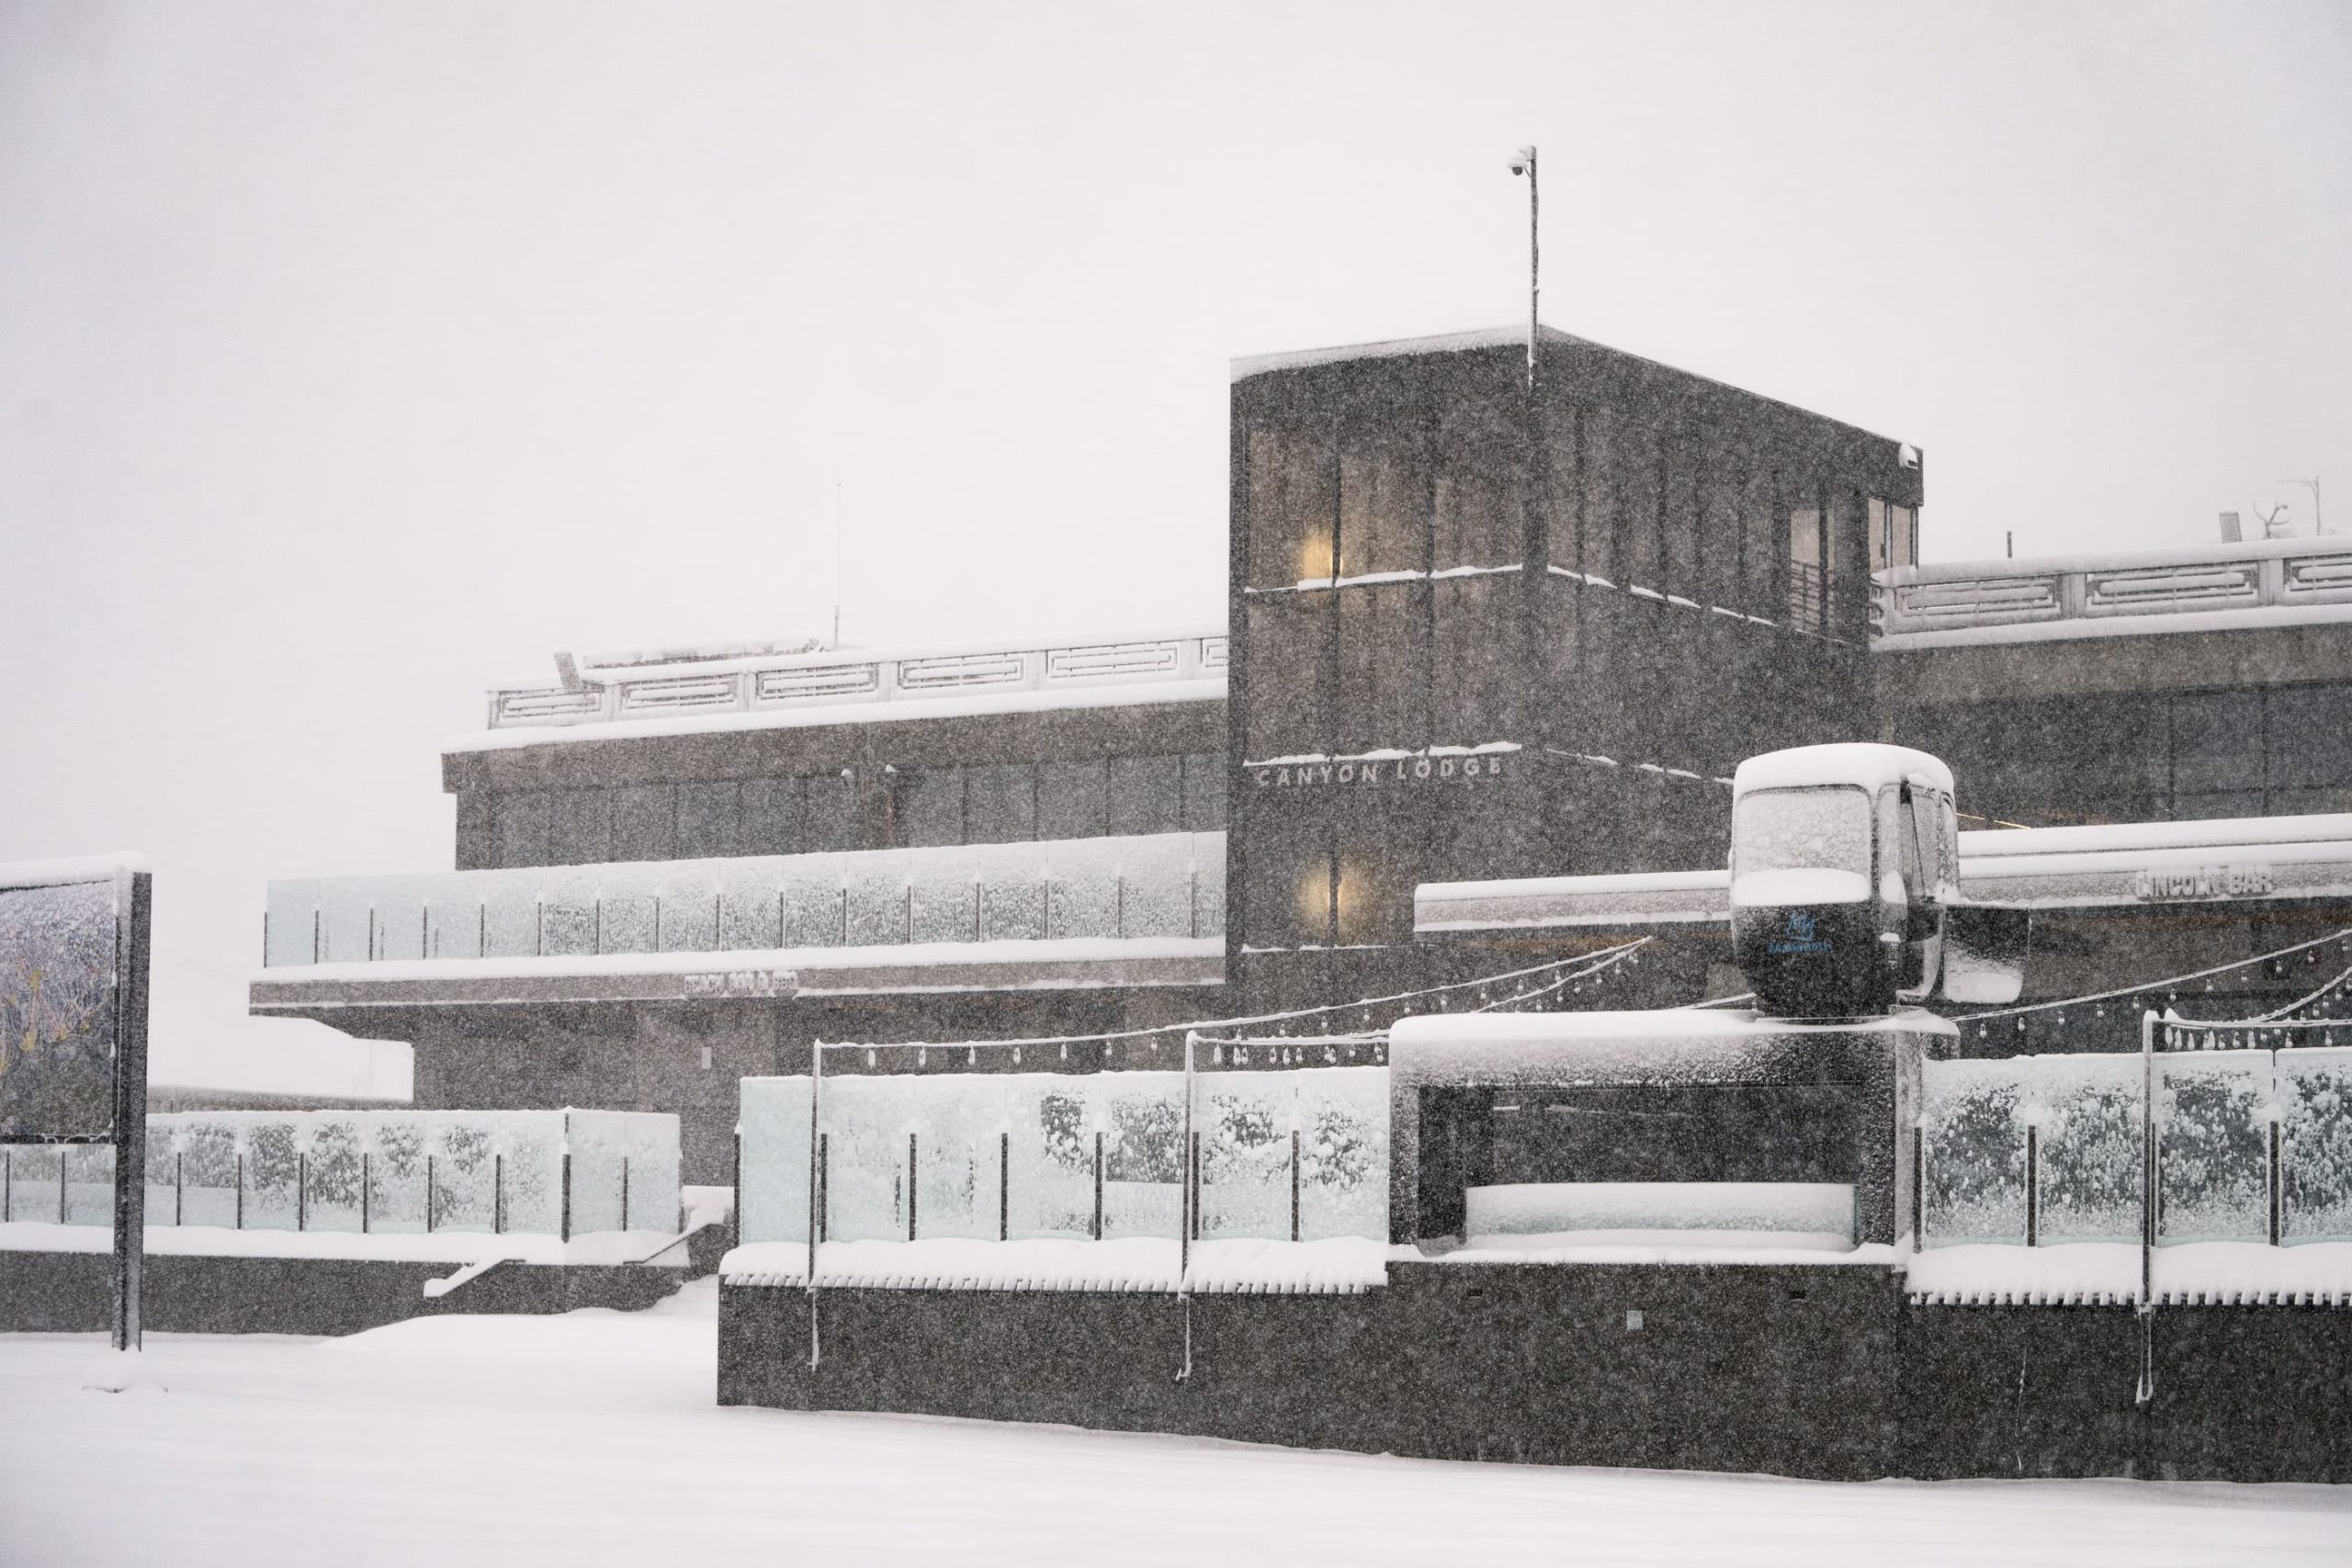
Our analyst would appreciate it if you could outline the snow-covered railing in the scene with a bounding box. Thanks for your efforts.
[0,1110,679,1238]
[484,629,1229,731]
[1920,1047,2352,1253]
[1874,536,2352,646]
[262,832,1226,967]
[730,1054,1388,1291]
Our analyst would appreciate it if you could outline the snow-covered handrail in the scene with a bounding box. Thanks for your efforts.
[483,628,1228,731]
[1873,537,2352,647]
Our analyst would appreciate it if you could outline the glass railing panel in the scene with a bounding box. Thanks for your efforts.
[265,881,321,966]
[907,854,978,946]
[1295,1066,1390,1241]
[424,894,485,961]
[1046,840,1122,940]
[239,1118,303,1231]
[2282,1047,2352,1243]
[1921,1059,2027,1245]
[302,1118,367,1232]
[2157,1052,2271,1244]
[775,861,838,949]
[598,888,659,955]
[977,845,1047,942]
[1099,1074,1183,1237]
[737,1077,812,1246]
[819,1075,914,1241]
[842,861,907,948]
[364,1114,431,1234]
[317,883,375,965]
[1114,836,1195,940]
[1196,1072,1294,1239]
[368,881,429,964]
[176,1122,240,1227]
[481,877,543,959]
[1193,844,1227,940]
[652,869,721,953]
[2030,1054,2144,1245]
[538,872,601,958]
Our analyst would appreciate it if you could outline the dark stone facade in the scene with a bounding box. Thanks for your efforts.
[718,1269,2352,1483]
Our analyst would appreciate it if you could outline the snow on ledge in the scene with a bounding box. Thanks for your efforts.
[1434,1233,1897,1268]
[719,1236,1389,1293]
[258,936,1224,988]
[447,678,1226,754]
[1873,601,2352,652]
[0,852,149,888]
[1904,1241,2352,1306]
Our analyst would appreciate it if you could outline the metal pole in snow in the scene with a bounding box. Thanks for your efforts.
[2137,1010,2156,1407]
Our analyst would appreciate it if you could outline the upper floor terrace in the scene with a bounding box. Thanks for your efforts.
[469,626,1228,743]
[1873,536,2352,650]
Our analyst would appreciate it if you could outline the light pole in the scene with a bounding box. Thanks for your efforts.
[1509,145,1539,394]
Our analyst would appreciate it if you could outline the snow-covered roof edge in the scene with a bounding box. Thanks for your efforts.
[1230,323,1912,452]
[0,852,150,889]
[1732,743,1954,798]
[485,622,1228,692]
[447,676,1226,755]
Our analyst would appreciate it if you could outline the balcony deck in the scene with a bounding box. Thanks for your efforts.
[467,627,1228,744]
[254,833,1227,1008]
[1873,536,2352,649]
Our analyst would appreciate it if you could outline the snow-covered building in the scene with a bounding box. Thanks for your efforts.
[252,630,1230,1180]
[1229,325,1920,1014]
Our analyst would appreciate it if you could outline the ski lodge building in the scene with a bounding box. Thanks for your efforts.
[251,326,2352,1179]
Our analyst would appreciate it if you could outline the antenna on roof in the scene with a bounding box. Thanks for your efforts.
[832,482,843,650]
[1508,144,1539,395]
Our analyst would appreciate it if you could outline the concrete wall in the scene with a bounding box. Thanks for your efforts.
[719,1263,2352,1483]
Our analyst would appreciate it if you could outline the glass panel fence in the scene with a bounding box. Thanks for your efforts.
[263,833,1224,966]
[40,1111,680,1237]
[2030,1054,2143,1245]
[2281,1047,2352,1243]
[741,1063,1392,1255]
[1922,1059,2028,1245]
[2157,1052,2271,1244]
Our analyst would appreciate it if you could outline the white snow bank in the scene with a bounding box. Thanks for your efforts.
[11,1288,2347,1567]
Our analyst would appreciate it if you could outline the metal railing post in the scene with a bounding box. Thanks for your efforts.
[2137,1010,2157,1407]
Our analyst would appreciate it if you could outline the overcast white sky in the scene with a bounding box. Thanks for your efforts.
[2,0,2346,1076]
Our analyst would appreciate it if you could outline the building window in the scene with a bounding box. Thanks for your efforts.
[1339,423,1425,579]
[1247,423,1337,588]
[1787,503,1825,632]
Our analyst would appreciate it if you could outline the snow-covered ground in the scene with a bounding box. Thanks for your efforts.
[3,1282,2348,1566]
